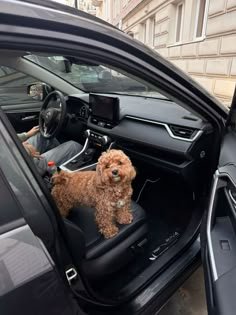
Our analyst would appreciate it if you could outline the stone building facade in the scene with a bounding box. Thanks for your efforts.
[54,0,96,15]
[92,0,236,106]
[78,0,96,14]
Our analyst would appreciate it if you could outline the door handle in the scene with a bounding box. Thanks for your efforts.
[21,115,38,121]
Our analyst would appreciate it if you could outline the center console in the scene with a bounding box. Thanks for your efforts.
[60,94,119,172]
[60,130,112,172]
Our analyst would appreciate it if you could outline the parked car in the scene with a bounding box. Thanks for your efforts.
[0,1,234,315]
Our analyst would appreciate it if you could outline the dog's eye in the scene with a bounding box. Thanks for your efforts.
[118,161,122,165]
[105,164,109,169]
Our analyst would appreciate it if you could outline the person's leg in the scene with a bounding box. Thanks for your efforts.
[32,157,48,176]
[27,133,60,154]
[42,140,83,166]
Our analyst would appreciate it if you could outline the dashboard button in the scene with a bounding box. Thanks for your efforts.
[98,121,105,127]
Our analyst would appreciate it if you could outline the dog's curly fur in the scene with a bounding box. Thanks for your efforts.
[51,149,136,238]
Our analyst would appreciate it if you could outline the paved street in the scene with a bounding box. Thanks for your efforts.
[159,267,207,315]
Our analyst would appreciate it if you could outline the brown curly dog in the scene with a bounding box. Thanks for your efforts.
[51,149,136,239]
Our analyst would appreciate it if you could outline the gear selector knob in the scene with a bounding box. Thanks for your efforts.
[84,129,90,139]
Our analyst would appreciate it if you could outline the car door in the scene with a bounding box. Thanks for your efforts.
[0,107,83,315]
[0,65,42,132]
[202,90,236,315]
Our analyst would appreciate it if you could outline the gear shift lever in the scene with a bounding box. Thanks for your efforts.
[84,148,96,160]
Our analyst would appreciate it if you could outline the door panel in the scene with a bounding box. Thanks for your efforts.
[0,109,82,315]
[2,102,42,132]
[6,110,40,132]
[0,223,79,315]
[202,133,236,315]
[1,101,42,112]
[214,266,236,315]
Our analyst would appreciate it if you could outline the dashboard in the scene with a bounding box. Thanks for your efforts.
[66,97,89,122]
[65,93,214,190]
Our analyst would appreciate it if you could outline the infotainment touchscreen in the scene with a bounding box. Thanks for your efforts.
[89,94,120,123]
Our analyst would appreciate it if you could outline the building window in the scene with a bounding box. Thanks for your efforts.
[194,0,208,39]
[175,2,184,43]
[140,17,155,46]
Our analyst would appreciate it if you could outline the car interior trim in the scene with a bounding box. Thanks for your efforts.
[60,139,115,173]
[76,144,113,173]
[207,169,236,282]
[207,171,219,282]
[228,189,236,207]
[60,136,90,169]
[125,115,203,142]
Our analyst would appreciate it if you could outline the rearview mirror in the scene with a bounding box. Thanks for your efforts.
[27,83,51,101]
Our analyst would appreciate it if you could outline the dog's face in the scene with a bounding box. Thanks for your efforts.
[96,149,136,185]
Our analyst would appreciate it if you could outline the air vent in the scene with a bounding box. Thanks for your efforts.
[169,125,196,139]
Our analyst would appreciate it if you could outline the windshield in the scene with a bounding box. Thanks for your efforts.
[25,55,167,99]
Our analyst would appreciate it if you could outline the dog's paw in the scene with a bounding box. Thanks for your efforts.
[101,226,119,239]
[116,212,133,225]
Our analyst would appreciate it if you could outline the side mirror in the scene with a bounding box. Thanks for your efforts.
[27,83,51,101]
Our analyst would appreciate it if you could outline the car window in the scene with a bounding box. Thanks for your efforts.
[25,55,168,100]
[0,66,38,106]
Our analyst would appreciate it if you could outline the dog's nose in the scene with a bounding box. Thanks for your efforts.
[112,169,118,176]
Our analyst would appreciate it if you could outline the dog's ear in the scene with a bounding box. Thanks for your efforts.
[52,171,70,186]
[130,165,136,180]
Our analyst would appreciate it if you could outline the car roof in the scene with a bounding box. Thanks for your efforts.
[21,0,118,30]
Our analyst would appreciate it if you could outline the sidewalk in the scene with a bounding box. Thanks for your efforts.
[159,267,207,315]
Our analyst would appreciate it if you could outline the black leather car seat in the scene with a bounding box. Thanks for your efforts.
[64,201,148,278]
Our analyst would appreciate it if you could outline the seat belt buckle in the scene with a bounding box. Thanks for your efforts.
[65,267,78,285]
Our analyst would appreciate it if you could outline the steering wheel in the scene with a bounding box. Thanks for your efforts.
[39,91,67,139]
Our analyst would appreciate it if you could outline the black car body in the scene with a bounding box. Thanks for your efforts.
[0,1,234,314]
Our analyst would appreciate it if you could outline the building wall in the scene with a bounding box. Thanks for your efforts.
[52,0,74,7]
[79,0,96,14]
[94,0,236,106]
[53,0,96,14]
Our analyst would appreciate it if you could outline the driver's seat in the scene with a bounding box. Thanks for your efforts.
[64,201,148,279]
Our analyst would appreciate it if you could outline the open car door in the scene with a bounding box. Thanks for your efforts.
[202,88,236,315]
